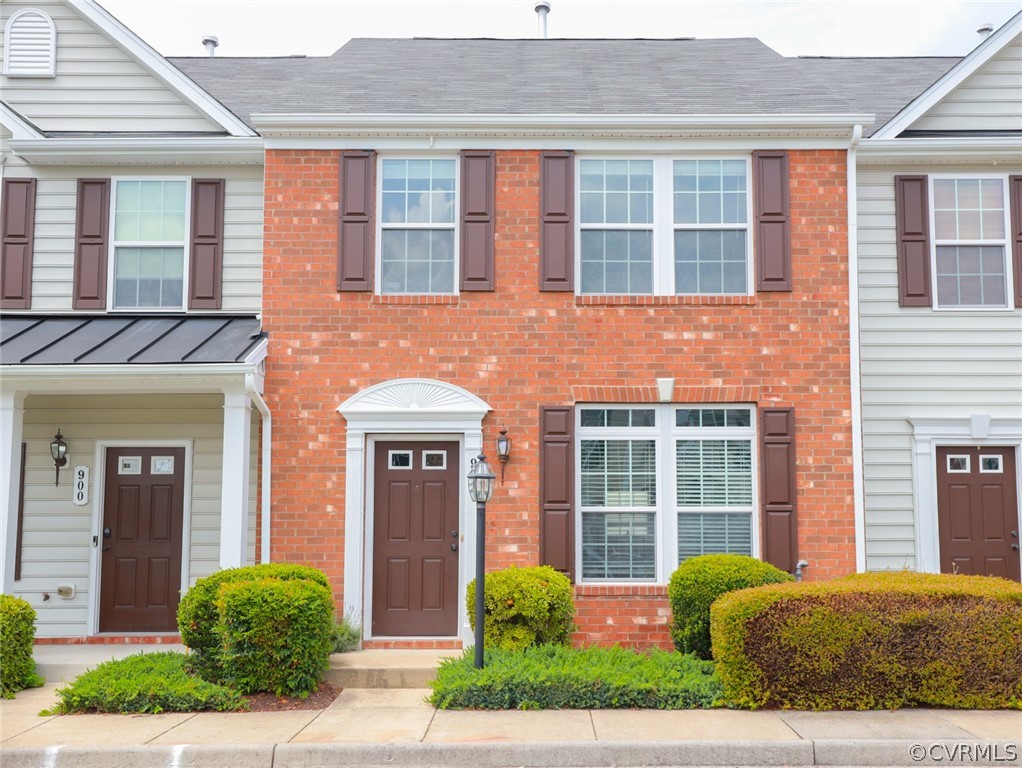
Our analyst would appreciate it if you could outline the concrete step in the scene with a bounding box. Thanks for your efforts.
[33,643,187,684]
[326,649,453,689]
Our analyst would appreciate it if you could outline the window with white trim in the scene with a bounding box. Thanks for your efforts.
[931,176,1012,309]
[378,158,457,294]
[577,405,756,583]
[110,179,188,310]
[577,157,752,295]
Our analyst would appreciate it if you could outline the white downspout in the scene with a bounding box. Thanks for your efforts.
[847,124,867,573]
[245,372,272,564]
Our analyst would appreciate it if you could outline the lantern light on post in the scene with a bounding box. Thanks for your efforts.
[50,429,68,487]
[495,428,512,482]
[466,453,495,669]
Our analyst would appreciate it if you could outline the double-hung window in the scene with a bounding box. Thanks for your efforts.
[577,405,756,583]
[111,179,188,310]
[379,158,457,294]
[931,176,1012,309]
[577,157,752,296]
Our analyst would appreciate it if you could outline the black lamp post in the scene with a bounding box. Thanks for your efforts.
[466,453,495,669]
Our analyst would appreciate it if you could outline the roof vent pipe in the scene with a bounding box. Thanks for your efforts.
[202,35,219,57]
[535,1,551,39]
[977,22,994,38]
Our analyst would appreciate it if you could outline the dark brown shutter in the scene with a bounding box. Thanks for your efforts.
[894,175,932,307]
[753,150,791,292]
[1,178,37,309]
[460,150,495,291]
[1009,176,1022,309]
[760,408,797,574]
[540,151,574,291]
[189,178,225,309]
[73,178,111,309]
[540,406,574,579]
[14,443,26,581]
[338,150,376,291]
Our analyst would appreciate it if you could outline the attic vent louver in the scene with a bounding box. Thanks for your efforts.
[3,8,56,78]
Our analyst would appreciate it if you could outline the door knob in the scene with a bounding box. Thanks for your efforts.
[450,543,458,551]
[1011,530,1018,538]
[1012,544,1019,551]
[451,530,459,538]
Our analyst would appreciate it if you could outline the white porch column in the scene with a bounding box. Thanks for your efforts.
[1,392,26,593]
[220,392,252,569]
[342,428,366,620]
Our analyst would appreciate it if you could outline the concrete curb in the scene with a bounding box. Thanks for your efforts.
[813,739,1020,766]
[0,744,273,768]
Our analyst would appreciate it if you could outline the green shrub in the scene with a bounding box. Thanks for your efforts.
[430,644,721,710]
[331,612,361,653]
[215,577,334,697]
[43,652,243,714]
[0,594,43,698]
[711,571,1022,710]
[466,565,575,651]
[177,563,330,680]
[668,554,793,659]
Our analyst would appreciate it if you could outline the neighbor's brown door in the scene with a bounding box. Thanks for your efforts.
[372,441,460,636]
[936,446,1020,581]
[99,448,185,632]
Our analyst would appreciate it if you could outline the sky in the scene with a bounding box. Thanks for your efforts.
[97,0,1021,59]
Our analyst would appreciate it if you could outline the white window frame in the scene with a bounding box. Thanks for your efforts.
[929,173,1014,311]
[375,154,460,296]
[107,176,191,312]
[574,155,754,297]
[574,404,758,585]
[3,9,56,78]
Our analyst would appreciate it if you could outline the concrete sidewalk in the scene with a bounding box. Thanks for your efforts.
[3,647,1018,767]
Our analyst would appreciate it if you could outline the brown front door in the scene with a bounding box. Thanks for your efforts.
[936,446,1020,581]
[99,447,185,632]
[372,441,460,636]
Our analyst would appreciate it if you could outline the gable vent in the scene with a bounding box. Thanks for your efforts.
[4,9,57,78]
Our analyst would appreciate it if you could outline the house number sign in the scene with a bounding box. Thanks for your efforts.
[72,466,89,506]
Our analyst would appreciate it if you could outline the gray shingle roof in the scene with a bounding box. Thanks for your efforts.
[170,38,957,135]
[0,315,265,365]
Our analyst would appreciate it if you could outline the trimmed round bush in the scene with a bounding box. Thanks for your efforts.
[0,594,42,697]
[177,563,330,681]
[668,554,793,659]
[711,571,1022,710]
[466,565,575,651]
[215,577,334,697]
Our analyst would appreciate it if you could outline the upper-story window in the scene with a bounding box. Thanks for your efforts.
[378,158,458,294]
[111,179,188,310]
[3,9,56,78]
[931,176,1011,309]
[577,404,756,583]
[577,157,751,296]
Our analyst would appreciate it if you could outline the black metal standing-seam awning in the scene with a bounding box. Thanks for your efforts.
[0,315,266,366]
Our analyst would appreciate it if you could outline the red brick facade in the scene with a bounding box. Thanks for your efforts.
[262,148,855,649]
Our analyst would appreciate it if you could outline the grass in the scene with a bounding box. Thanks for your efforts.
[430,644,722,710]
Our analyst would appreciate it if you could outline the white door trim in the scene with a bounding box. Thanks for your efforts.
[338,379,491,644]
[88,440,193,635]
[909,417,1022,574]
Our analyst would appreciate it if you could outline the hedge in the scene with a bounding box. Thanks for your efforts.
[466,565,575,651]
[177,563,330,680]
[430,644,721,710]
[668,554,793,659]
[711,571,1022,710]
[0,594,43,698]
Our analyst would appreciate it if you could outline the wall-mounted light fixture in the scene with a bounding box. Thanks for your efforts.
[50,429,67,487]
[495,428,512,481]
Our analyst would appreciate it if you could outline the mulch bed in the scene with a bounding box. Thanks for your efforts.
[241,682,343,712]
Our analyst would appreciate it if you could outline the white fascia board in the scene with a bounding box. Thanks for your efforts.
[253,112,875,138]
[0,361,263,393]
[872,11,1022,139]
[858,137,1022,165]
[7,136,264,165]
[66,0,257,138]
[0,103,44,140]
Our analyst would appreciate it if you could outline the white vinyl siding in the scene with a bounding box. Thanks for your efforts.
[856,165,1022,571]
[909,35,1022,134]
[13,394,258,638]
[0,165,263,312]
[0,0,221,132]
